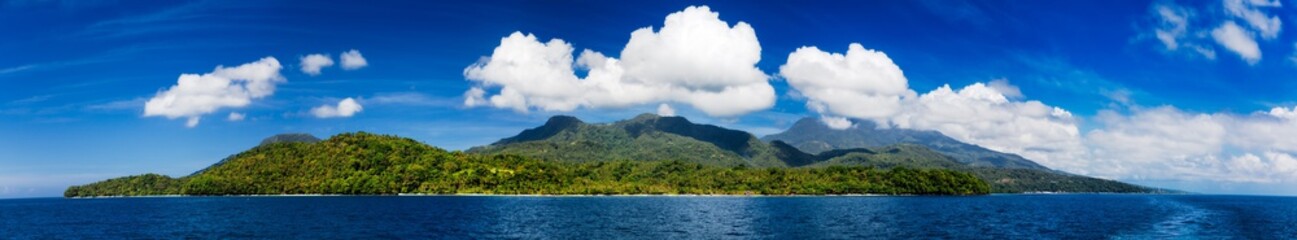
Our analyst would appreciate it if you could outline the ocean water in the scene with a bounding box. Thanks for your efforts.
[1,195,1294,239]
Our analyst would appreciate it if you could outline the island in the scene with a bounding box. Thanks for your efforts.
[65,132,989,197]
[67,114,1165,197]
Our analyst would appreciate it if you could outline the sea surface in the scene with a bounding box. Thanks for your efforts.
[1,194,1294,239]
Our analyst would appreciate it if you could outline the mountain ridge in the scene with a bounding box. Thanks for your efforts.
[763,117,1049,170]
[468,114,792,167]
[478,114,1159,193]
[66,132,990,197]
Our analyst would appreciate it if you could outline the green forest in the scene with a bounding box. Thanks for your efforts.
[66,132,990,197]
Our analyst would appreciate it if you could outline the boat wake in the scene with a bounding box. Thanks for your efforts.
[1114,197,1222,239]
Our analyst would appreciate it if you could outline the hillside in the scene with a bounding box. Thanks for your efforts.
[480,115,1158,193]
[65,132,990,197]
[468,114,794,167]
[806,144,1153,193]
[765,118,1158,193]
[763,118,1049,170]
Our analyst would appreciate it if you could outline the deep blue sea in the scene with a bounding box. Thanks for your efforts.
[1,195,1294,239]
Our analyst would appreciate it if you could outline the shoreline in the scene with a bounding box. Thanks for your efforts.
[58,192,1188,199]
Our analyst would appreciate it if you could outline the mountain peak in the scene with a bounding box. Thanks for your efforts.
[545,115,584,126]
[789,117,885,131]
[259,133,321,146]
[493,115,587,145]
[630,113,660,121]
[624,113,695,124]
[475,113,777,166]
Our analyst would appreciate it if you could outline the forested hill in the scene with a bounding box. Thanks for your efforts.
[476,115,1162,194]
[468,114,797,167]
[65,132,990,197]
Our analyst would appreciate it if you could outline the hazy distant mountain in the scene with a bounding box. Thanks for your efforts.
[803,144,1156,193]
[763,117,1049,170]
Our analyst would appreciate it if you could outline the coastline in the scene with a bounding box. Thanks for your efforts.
[60,192,1189,199]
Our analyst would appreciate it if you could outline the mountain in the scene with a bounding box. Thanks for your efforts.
[65,132,989,197]
[802,144,1153,193]
[258,133,321,145]
[764,117,1163,193]
[191,133,323,176]
[468,114,797,167]
[478,115,1160,193]
[66,114,1164,196]
[763,117,1049,170]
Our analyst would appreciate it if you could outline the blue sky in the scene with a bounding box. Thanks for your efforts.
[3,0,1297,198]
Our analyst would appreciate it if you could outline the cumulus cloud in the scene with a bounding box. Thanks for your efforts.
[299,54,334,76]
[227,112,245,121]
[780,43,914,126]
[892,83,1085,169]
[311,97,363,118]
[1085,106,1297,183]
[778,44,1085,168]
[657,103,676,117]
[819,116,853,130]
[340,49,367,70]
[986,79,1023,99]
[777,41,1297,184]
[1212,21,1262,64]
[143,57,284,127]
[462,6,775,117]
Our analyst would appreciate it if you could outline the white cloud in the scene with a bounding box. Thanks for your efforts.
[1084,106,1297,183]
[620,6,766,90]
[462,6,775,117]
[368,92,454,107]
[819,116,853,130]
[143,57,284,127]
[1151,3,1218,59]
[780,44,915,125]
[657,103,676,116]
[1086,107,1227,179]
[340,49,367,70]
[1144,0,1282,63]
[986,79,1023,99]
[1153,3,1192,51]
[311,97,363,118]
[1212,21,1262,64]
[1290,42,1297,65]
[185,117,200,127]
[1223,0,1282,39]
[779,44,1085,168]
[299,54,333,76]
[892,83,1086,169]
[227,112,245,121]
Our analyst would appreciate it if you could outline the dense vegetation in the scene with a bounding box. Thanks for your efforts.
[68,115,1165,197]
[804,144,1160,193]
[64,174,182,197]
[66,132,990,197]
[762,117,1160,193]
[968,168,1158,193]
[468,114,791,167]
